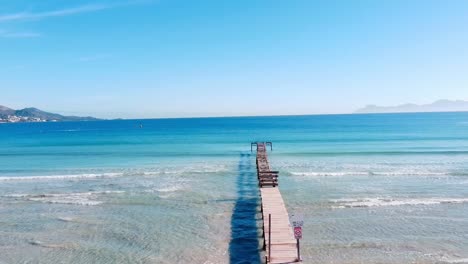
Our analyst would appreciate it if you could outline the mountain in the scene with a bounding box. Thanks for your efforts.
[0,105,15,115]
[0,105,100,122]
[355,100,468,114]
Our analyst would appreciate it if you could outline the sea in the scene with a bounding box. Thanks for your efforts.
[0,112,467,264]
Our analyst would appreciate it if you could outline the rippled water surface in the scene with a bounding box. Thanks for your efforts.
[1,113,468,263]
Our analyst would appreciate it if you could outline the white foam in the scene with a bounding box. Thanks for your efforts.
[3,193,30,198]
[154,186,184,192]
[0,173,123,181]
[27,193,103,206]
[142,183,186,193]
[4,190,124,206]
[290,171,450,177]
[290,171,369,177]
[0,164,230,182]
[440,257,468,263]
[142,165,229,176]
[371,171,448,176]
[330,197,468,208]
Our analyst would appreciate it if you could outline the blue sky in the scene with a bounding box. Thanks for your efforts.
[1,0,467,118]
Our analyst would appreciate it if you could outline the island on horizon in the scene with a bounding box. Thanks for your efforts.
[0,105,100,123]
[355,99,468,114]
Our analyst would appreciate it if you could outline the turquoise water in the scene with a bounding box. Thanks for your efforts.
[1,112,468,263]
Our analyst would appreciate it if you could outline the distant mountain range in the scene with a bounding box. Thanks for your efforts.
[355,100,468,114]
[0,105,100,122]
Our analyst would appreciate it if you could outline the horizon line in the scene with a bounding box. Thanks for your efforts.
[85,110,468,121]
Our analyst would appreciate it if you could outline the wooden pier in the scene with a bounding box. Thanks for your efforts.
[252,142,300,264]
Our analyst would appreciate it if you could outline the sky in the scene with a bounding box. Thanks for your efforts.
[1,0,467,118]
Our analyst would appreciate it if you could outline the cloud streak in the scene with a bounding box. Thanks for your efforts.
[0,1,151,23]
[0,30,41,38]
[0,4,110,22]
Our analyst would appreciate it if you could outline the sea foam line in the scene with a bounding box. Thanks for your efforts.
[290,171,453,177]
[0,163,232,182]
[441,257,468,263]
[0,173,123,181]
[4,190,125,198]
[4,190,125,206]
[330,197,468,208]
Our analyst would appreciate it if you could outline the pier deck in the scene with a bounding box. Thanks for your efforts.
[252,142,300,264]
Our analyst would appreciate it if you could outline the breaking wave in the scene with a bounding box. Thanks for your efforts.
[4,191,124,206]
[440,257,468,263]
[0,173,123,181]
[330,197,468,208]
[290,171,459,177]
[0,164,230,182]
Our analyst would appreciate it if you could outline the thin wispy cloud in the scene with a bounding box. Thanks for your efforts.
[0,1,152,23]
[0,4,109,22]
[0,30,41,38]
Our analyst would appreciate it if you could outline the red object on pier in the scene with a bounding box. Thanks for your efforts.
[294,227,302,239]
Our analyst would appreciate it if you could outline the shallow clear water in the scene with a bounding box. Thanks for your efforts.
[1,113,468,263]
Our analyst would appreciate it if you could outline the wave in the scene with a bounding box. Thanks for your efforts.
[290,171,454,177]
[152,186,185,192]
[141,167,228,176]
[440,257,468,263]
[282,150,468,156]
[142,185,185,193]
[4,190,124,206]
[0,173,123,181]
[0,165,230,182]
[330,197,468,208]
[0,151,239,157]
[290,172,369,177]
[4,168,455,182]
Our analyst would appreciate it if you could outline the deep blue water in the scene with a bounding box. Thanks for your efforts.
[1,112,468,263]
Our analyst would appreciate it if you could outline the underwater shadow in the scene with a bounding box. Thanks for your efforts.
[229,152,262,264]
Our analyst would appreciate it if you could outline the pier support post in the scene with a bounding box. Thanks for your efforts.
[268,214,271,263]
[296,239,301,262]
